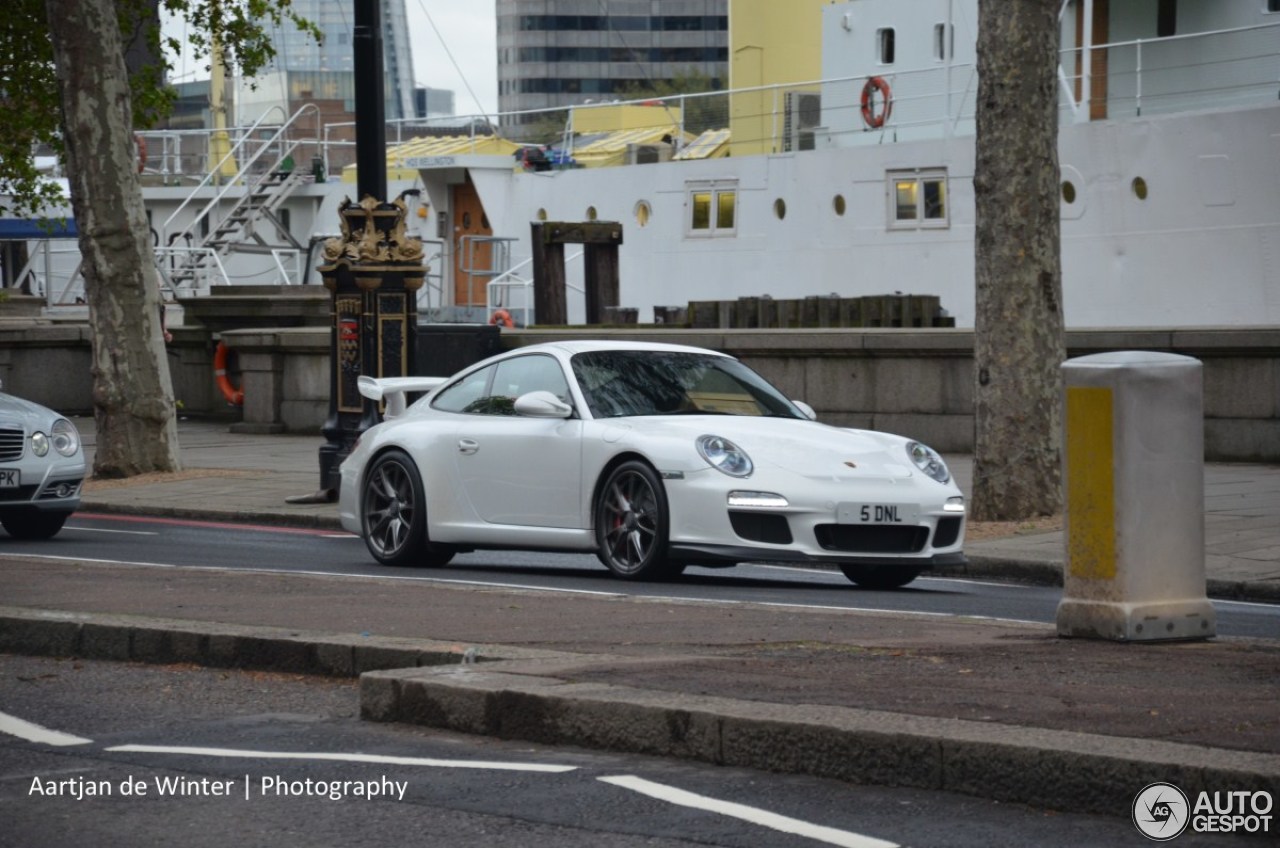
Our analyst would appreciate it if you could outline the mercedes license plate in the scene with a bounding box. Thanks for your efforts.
[0,469,19,488]
[837,502,918,524]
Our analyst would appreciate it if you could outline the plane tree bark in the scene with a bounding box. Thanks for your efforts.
[971,0,1067,521]
[45,0,179,476]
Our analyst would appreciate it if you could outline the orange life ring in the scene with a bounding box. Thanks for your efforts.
[489,309,514,328]
[135,134,146,174]
[860,77,893,129]
[213,341,244,406]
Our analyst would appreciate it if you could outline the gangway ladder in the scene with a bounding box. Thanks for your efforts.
[159,105,321,293]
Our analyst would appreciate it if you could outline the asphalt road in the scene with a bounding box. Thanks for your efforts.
[1,654,1258,848]
[6,513,1277,640]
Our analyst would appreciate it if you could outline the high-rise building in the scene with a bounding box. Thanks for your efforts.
[235,0,417,164]
[496,1,728,133]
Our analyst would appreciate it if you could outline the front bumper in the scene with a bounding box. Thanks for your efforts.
[0,457,85,516]
[662,465,966,566]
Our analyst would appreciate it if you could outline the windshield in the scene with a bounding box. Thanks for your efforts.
[571,350,805,420]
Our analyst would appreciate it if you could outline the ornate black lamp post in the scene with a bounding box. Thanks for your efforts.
[293,0,423,501]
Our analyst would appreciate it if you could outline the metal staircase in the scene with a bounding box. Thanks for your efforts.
[158,104,322,293]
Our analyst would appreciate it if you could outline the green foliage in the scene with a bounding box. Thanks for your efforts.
[617,68,727,135]
[0,0,320,218]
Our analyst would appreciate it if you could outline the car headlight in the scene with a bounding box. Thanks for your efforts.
[52,419,80,457]
[697,434,753,478]
[906,441,950,483]
[31,431,50,457]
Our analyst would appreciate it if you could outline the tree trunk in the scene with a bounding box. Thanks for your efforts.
[972,0,1065,521]
[45,0,180,477]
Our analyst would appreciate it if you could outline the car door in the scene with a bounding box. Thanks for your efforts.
[449,354,583,528]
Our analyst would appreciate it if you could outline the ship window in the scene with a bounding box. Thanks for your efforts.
[1157,0,1176,36]
[1269,0,1280,12]
[687,180,738,237]
[877,28,895,64]
[635,200,651,227]
[833,194,846,216]
[933,24,954,60]
[888,169,949,229]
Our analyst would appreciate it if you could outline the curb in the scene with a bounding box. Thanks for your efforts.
[2,608,1277,819]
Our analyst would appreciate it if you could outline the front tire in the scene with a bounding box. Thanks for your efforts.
[840,564,922,589]
[594,460,679,580]
[361,449,453,568]
[1,512,69,540]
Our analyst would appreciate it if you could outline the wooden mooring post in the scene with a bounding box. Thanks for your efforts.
[531,221,623,325]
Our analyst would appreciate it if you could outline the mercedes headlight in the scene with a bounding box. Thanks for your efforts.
[906,441,950,483]
[52,419,81,457]
[697,434,753,478]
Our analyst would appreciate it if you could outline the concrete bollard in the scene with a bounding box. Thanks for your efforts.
[1056,351,1216,641]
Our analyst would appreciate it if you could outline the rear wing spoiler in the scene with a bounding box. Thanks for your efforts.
[357,375,447,419]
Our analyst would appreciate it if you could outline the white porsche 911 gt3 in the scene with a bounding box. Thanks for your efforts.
[338,340,966,587]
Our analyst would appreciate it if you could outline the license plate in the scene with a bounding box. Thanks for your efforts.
[0,469,18,488]
[837,502,918,524]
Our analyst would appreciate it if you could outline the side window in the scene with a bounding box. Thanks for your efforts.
[435,355,570,416]
[431,364,494,413]
[490,354,570,403]
[888,169,949,229]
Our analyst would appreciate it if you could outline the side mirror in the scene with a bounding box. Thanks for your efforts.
[513,390,573,419]
[793,400,817,421]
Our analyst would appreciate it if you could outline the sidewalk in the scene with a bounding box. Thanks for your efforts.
[0,416,1275,818]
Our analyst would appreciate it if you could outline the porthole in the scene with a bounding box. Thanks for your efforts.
[833,195,846,216]
[1061,181,1077,204]
[634,200,651,227]
[536,208,548,221]
[1132,177,1149,200]
[774,198,787,220]
[586,206,598,221]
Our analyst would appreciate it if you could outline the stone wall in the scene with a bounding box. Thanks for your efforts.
[2,321,1277,461]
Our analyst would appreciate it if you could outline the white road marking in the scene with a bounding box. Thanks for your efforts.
[64,526,158,536]
[600,775,899,848]
[106,744,578,773]
[0,711,92,747]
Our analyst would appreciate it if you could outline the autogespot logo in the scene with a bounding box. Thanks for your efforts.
[1133,782,1190,841]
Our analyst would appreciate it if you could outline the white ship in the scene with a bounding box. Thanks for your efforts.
[7,0,1279,331]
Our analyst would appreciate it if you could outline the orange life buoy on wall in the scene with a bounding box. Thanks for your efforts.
[213,341,244,406]
[135,134,147,174]
[860,77,893,129]
[489,309,515,328]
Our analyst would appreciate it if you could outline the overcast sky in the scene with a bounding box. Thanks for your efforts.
[406,0,498,116]
[165,1,499,117]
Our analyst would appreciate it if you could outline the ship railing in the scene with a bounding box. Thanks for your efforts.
[154,246,232,295]
[358,19,1277,155]
[413,242,448,317]
[1059,20,1280,121]
[485,250,586,329]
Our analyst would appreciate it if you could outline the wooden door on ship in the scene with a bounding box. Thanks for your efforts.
[450,176,492,307]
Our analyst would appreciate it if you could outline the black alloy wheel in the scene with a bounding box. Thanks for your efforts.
[361,449,453,568]
[594,460,679,580]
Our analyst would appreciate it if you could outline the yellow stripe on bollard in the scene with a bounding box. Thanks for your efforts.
[1066,386,1116,580]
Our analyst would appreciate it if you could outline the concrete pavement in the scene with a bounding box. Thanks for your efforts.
[0,416,1277,820]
